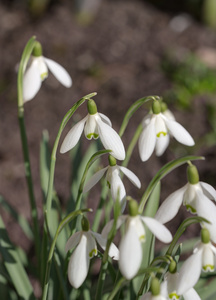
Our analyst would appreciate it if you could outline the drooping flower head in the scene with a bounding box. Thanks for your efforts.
[83,155,141,211]
[102,200,172,280]
[138,100,195,161]
[66,215,119,288]
[155,163,216,242]
[60,99,126,160]
[23,41,72,102]
[160,260,201,300]
[177,228,216,296]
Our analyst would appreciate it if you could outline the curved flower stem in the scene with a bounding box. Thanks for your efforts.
[17,36,41,266]
[44,93,97,223]
[41,208,91,300]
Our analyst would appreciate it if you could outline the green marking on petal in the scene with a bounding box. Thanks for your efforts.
[169,292,180,300]
[139,235,145,242]
[107,181,111,189]
[156,131,167,138]
[185,204,196,214]
[89,248,97,258]
[41,72,48,80]
[86,133,99,140]
[203,264,214,272]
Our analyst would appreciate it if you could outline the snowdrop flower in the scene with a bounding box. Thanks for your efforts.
[155,164,216,238]
[83,155,141,210]
[60,99,125,160]
[141,278,167,300]
[23,41,72,102]
[160,260,201,300]
[102,200,172,280]
[66,216,119,289]
[138,101,194,161]
[177,228,216,295]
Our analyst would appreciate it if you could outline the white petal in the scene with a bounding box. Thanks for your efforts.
[67,233,90,288]
[155,185,187,224]
[91,231,119,260]
[86,231,98,258]
[164,118,195,146]
[96,117,125,160]
[84,114,98,139]
[119,166,141,188]
[44,57,72,87]
[155,134,170,156]
[99,113,112,126]
[83,167,108,193]
[200,181,216,201]
[60,116,87,153]
[183,288,201,300]
[110,170,126,203]
[177,250,202,295]
[119,221,143,279]
[65,231,81,252]
[202,244,215,272]
[101,215,127,238]
[141,216,172,243]
[196,192,216,243]
[138,117,156,161]
[23,61,41,102]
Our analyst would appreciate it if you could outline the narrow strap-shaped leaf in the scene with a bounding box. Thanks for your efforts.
[138,155,204,213]
[0,215,35,299]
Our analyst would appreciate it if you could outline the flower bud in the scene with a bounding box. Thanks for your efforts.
[87,99,97,115]
[81,216,90,231]
[201,228,210,244]
[152,101,161,114]
[108,155,116,166]
[150,277,160,296]
[187,164,199,184]
[128,199,138,217]
[32,41,43,57]
[169,260,177,274]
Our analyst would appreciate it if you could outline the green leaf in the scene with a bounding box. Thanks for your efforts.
[138,155,204,213]
[0,195,33,240]
[0,215,35,299]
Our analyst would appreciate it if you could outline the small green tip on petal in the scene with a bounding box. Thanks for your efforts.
[169,260,177,274]
[81,216,90,231]
[201,228,210,244]
[187,164,199,184]
[152,100,161,114]
[150,277,160,296]
[108,155,116,166]
[87,99,97,115]
[128,199,138,217]
[32,41,43,57]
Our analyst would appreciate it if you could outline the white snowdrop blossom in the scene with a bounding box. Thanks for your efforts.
[177,238,216,295]
[160,271,201,300]
[155,165,216,242]
[138,101,194,161]
[66,227,119,289]
[60,100,126,160]
[83,155,141,210]
[23,42,72,102]
[102,201,172,280]
[140,292,167,300]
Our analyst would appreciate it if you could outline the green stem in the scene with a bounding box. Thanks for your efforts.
[17,36,41,267]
